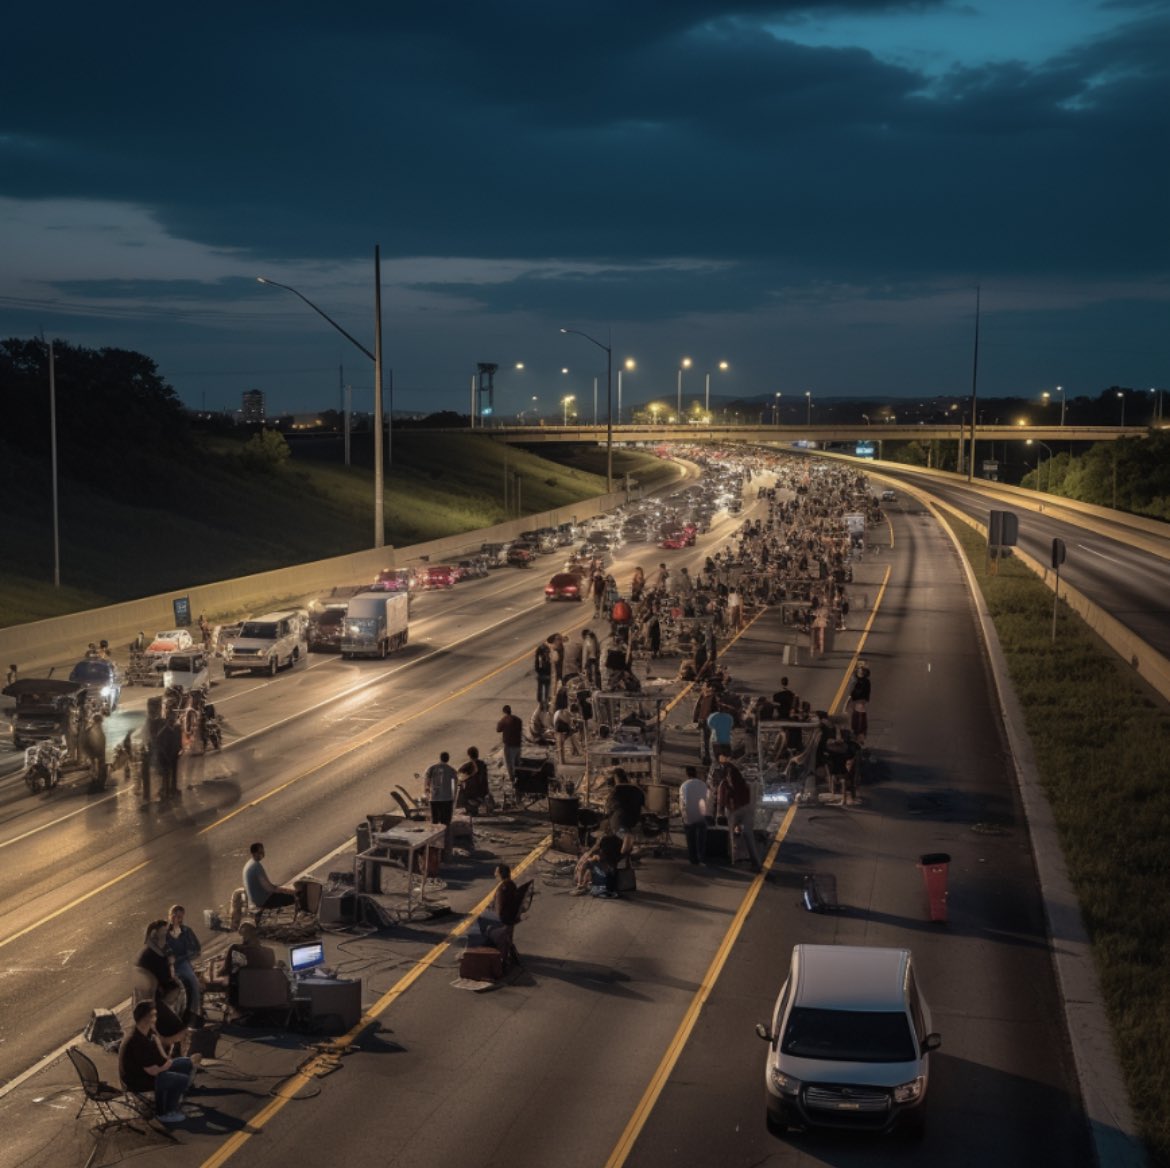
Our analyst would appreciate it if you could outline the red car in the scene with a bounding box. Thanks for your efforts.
[418,564,457,590]
[659,531,688,550]
[545,572,583,601]
[372,568,416,593]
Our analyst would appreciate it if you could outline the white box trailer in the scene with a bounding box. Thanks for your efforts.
[340,592,409,659]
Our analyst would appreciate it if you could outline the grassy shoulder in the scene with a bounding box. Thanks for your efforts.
[0,434,666,627]
[944,516,1170,1166]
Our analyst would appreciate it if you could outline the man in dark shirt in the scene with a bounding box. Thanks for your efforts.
[608,769,646,861]
[118,1001,195,1124]
[496,705,523,786]
[772,678,797,720]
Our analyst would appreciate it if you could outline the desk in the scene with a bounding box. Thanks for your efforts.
[586,742,657,799]
[355,823,447,917]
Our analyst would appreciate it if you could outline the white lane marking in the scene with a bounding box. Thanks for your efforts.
[1076,543,1122,564]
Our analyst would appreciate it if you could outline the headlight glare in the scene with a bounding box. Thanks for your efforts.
[893,1076,924,1103]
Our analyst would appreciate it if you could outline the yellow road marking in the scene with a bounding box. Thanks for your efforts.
[606,556,895,1167]
[829,563,891,715]
[0,861,150,952]
[604,806,798,1167]
[198,834,551,1168]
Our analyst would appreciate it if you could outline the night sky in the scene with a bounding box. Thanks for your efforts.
[2,1,1167,417]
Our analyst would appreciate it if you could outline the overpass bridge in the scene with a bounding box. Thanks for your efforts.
[481,422,1149,445]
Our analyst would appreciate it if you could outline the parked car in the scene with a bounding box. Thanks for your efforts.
[658,531,689,550]
[756,945,940,1137]
[456,555,489,580]
[480,542,512,569]
[507,542,536,567]
[3,678,87,749]
[418,564,457,590]
[371,568,416,594]
[145,629,194,666]
[67,658,121,714]
[545,572,584,602]
[222,610,308,677]
[163,650,211,692]
[881,488,897,502]
[308,602,349,652]
[555,522,578,546]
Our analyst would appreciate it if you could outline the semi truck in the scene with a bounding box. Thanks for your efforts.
[340,592,410,659]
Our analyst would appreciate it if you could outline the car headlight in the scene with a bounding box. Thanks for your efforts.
[769,1068,802,1096]
[100,685,113,697]
[893,1076,925,1103]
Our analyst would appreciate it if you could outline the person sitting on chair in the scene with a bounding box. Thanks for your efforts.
[456,746,493,816]
[473,864,523,953]
[607,769,646,864]
[203,922,276,1008]
[242,841,296,915]
[572,832,622,896]
[134,920,190,1052]
[119,1001,197,1125]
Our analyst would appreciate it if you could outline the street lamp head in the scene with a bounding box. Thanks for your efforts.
[624,358,636,371]
[681,357,692,370]
[562,368,569,375]
[719,361,729,371]
[559,328,569,334]
[515,362,524,370]
[256,276,269,285]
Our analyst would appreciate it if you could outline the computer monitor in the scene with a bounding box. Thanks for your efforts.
[289,941,325,974]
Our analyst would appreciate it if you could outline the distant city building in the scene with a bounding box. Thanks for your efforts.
[242,389,266,424]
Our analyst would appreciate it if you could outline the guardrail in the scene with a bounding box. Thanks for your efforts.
[0,487,630,672]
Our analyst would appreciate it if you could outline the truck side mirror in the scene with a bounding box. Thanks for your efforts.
[922,1033,942,1053]
[755,1022,772,1042]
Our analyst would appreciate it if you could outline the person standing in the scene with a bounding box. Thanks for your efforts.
[591,570,607,617]
[5,663,18,687]
[773,677,797,720]
[457,746,492,816]
[423,751,458,826]
[534,639,553,708]
[679,766,711,865]
[692,681,719,766]
[706,703,734,762]
[548,633,566,688]
[714,749,761,872]
[496,705,523,786]
[727,586,744,631]
[849,663,871,741]
[581,628,601,689]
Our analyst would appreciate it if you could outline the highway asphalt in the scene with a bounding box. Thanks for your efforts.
[0,463,1104,1168]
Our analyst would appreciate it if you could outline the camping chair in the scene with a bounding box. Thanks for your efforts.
[391,788,426,821]
[66,1046,177,1142]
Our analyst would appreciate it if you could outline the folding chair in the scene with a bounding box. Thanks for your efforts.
[66,1046,176,1142]
[641,783,675,855]
[391,788,426,821]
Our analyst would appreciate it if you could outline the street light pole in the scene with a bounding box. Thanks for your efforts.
[561,328,614,491]
[677,357,691,419]
[805,390,812,426]
[257,250,387,548]
[774,392,782,424]
[1026,438,1053,492]
[1117,390,1126,427]
[47,339,60,587]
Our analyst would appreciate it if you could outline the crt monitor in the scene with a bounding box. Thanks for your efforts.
[289,941,326,974]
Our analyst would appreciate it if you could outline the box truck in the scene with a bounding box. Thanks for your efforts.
[340,592,409,659]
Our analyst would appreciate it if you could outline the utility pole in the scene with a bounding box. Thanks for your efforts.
[968,284,980,483]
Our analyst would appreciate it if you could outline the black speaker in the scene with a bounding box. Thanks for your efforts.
[514,757,554,798]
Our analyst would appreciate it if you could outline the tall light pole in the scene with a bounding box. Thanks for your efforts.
[45,338,60,587]
[561,327,614,490]
[1151,386,1164,425]
[617,358,634,424]
[1042,384,1066,426]
[773,391,782,424]
[1026,438,1053,492]
[704,360,729,412]
[1117,390,1126,427]
[257,250,387,548]
[562,394,576,425]
[677,357,692,419]
[805,390,812,426]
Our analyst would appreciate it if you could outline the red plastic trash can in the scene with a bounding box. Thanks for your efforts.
[917,852,951,923]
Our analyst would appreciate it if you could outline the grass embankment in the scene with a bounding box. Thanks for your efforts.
[945,517,1170,1166]
[0,434,664,628]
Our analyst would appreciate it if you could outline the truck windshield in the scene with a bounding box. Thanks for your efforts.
[781,1008,916,1063]
[347,619,377,635]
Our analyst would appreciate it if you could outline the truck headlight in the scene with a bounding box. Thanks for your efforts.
[100,685,113,697]
[769,1068,802,1096]
[893,1076,924,1103]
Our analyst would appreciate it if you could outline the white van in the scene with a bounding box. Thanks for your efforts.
[222,610,308,678]
[756,945,940,1137]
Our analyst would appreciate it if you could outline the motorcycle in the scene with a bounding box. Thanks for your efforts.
[24,741,63,794]
[202,701,222,750]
